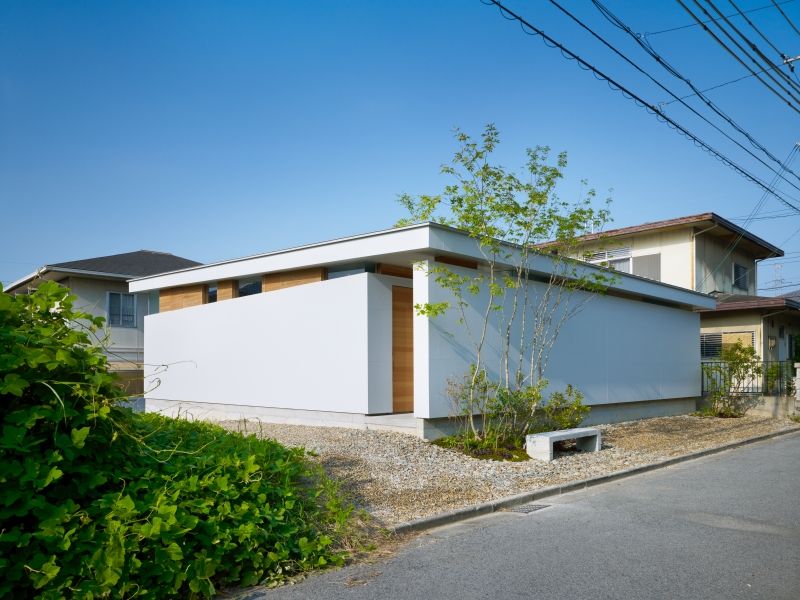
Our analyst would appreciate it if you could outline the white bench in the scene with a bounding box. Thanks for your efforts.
[525,427,602,461]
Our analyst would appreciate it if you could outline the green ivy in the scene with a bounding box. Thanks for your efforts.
[1,281,352,597]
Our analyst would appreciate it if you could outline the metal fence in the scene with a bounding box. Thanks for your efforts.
[701,360,796,397]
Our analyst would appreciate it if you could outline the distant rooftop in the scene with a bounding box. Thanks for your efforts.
[699,293,800,313]
[540,212,783,260]
[50,250,201,278]
[6,250,201,293]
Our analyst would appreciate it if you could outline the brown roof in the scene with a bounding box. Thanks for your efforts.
[539,212,783,259]
[698,293,800,313]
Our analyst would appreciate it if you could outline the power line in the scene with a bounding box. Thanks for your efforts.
[661,60,800,104]
[548,0,800,194]
[729,0,794,60]
[771,0,800,37]
[481,0,800,214]
[593,0,800,185]
[701,0,800,94]
[696,145,798,292]
[647,0,795,36]
[676,0,800,110]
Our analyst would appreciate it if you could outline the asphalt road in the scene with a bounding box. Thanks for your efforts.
[249,432,800,600]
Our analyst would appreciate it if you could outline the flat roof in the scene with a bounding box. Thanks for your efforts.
[129,222,715,311]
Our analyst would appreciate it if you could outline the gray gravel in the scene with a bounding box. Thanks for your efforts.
[218,415,798,527]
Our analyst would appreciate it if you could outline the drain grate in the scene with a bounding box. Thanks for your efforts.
[507,503,549,514]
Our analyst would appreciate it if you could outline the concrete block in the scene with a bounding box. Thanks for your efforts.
[526,427,602,461]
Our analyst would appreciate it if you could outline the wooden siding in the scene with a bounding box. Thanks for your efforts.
[159,284,207,312]
[377,263,413,278]
[217,280,238,301]
[434,255,478,270]
[262,267,326,292]
[392,286,414,413]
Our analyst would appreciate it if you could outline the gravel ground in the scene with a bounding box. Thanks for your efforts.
[219,415,799,527]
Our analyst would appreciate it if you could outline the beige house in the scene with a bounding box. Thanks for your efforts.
[6,251,201,392]
[560,212,798,363]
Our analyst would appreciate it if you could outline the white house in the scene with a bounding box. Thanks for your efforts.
[129,223,715,439]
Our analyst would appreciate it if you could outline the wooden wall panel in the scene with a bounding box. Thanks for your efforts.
[159,285,207,312]
[262,267,326,292]
[434,255,478,270]
[392,286,414,413]
[217,280,239,301]
[377,263,413,278]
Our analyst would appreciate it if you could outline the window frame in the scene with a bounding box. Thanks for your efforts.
[732,262,748,291]
[587,247,632,274]
[107,291,137,329]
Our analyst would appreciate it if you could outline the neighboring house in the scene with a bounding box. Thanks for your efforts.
[559,212,799,364]
[6,251,202,384]
[129,222,714,439]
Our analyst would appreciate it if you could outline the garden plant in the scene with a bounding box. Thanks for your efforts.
[0,281,354,598]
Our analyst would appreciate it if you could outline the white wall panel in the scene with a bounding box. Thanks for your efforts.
[144,274,371,413]
[419,262,702,419]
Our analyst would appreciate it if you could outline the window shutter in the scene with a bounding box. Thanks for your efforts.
[632,254,661,281]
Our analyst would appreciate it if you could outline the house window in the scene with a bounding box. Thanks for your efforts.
[207,284,217,303]
[238,277,261,297]
[148,291,159,314]
[700,331,755,359]
[733,263,748,291]
[587,247,631,273]
[108,292,136,328]
[327,262,377,279]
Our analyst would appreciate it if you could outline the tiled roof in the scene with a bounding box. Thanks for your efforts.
[50,250,201,277]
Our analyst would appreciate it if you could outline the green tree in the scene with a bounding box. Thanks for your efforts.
[398,125,613,443]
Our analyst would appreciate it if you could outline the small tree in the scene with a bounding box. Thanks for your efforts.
[702,341,763,417]
[398,125,613,446]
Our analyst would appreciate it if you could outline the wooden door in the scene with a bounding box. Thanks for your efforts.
[392,286,414,413]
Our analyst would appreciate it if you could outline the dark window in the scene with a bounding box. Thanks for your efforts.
[700,333,722,360]
[108,292,136,328]
[207,285,217,303]
[733,263,748,291]
[238,277,261,297]
[327,262,376,279]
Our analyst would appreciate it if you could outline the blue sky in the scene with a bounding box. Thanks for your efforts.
[3,0,800,292]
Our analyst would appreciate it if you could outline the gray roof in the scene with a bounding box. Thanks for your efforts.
[49,250,201,277]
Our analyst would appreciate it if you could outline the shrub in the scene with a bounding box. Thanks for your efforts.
[701,341,763,417]
[0,282,352,598]
[443,368,589,458]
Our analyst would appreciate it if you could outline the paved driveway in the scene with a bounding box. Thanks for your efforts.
[246,432,800,600]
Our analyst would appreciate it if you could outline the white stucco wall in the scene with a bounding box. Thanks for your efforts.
[413,260,702,419]
[144,273,409,414]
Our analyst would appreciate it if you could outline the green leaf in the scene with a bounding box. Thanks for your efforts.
[28,555,60,589]
[164,542,183,561]
[1,373,28,396]
[39,466,63,489]
[70,427,90,449]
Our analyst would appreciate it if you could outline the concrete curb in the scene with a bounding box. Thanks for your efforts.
[391,426,800,534]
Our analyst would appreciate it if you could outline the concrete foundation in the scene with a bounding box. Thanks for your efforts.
[748,395,797,419]
[581,397,698,426]
[146,396,700,441]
